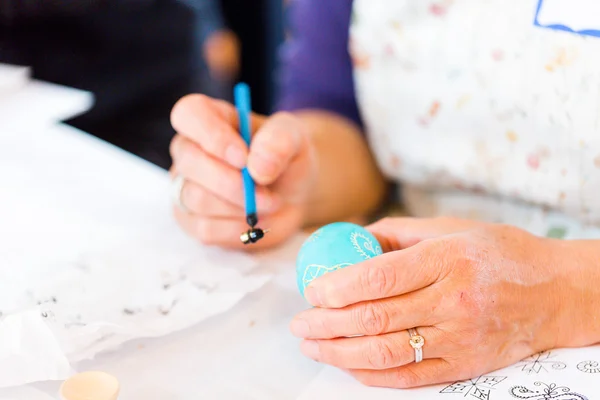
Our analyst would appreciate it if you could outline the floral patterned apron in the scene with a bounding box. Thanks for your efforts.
[350,0,600,239]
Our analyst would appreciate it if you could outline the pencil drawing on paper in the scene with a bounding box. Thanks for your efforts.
[576,360,600,374]
[440,375,507,399]
[515,351,567,374]
[509,381,588,399]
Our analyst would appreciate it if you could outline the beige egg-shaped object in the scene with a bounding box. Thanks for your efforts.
[60,371,120,400]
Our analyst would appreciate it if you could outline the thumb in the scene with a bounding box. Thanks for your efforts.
[247,112,305,185]
[367,217,484,252]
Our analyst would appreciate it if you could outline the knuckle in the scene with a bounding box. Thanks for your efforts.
[172,94,233,156]
[452,327,479,348]
[316,316,337,339]
[220,172,242,201]
[442,236,479,273]
[185,185,206,212]
[395,368,422,389]
[195,220,216,245]
[355,303,389,336]
[413,243,448,284]
[421,288,444,323]
[366,339,396,369]
[171,144,197,176]
[204,124,230,154]
[324,289,346,309]
[363,264,396,297]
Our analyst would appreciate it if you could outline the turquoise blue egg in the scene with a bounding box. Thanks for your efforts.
[296,222,383,298]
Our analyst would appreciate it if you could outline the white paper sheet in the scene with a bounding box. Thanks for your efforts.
[298,346,600,399]
[0,97,272,388]
[0,311,73,388]
[0,79,93,131]
[0,385,57,400]
[537,0,600,33]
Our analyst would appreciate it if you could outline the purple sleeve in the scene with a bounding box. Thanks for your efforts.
[275,0,362,128]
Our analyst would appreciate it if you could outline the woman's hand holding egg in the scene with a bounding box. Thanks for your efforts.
[291,217,595,389]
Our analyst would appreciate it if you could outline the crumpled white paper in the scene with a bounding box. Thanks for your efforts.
[0,311,72,388]
[0,238,270,389]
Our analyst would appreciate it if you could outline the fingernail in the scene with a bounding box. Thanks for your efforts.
[252,152,279,180]
[304,285,323,307]
[290,318,311,338]
[225,145,247,169]
[300,340,320,360]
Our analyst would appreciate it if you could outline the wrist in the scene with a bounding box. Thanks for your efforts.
[548,238,600,348]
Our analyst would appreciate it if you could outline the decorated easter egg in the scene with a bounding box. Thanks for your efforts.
[296,222,383,298]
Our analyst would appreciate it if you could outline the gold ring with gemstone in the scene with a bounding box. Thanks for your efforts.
[408,328,425,363]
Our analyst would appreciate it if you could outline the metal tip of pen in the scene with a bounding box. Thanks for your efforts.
[240,227,270,245]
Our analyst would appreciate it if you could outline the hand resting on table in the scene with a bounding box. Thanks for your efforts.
[290,217,600,389]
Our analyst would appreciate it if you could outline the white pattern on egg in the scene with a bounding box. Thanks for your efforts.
[302,263,354,288]
[350,232,382,260]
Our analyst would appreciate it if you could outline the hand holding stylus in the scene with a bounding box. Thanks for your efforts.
[169,92,316,249]
[234,83,270,245]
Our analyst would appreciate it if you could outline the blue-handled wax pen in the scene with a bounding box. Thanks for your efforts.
[234,82,269,245]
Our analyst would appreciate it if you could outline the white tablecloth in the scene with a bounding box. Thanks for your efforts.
[2,123,322,399]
